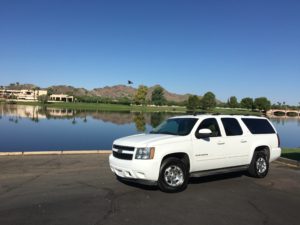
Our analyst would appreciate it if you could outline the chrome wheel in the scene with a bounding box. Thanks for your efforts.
[164,165,184,187]
[256,157,267,174]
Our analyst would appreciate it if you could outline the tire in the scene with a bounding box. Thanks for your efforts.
[248,151,269,178]
[158,157,189,193]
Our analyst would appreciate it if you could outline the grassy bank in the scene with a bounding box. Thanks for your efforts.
[282,148,300,161]
[1,101,261,115]
[7,102,186,112]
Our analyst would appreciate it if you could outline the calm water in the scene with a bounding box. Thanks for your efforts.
[0,104,299,152]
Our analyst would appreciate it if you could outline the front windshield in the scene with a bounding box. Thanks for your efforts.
[150,118,198,136]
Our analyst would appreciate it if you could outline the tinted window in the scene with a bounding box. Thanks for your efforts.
[196,118,221,137]
[221,118,243,136]
[242,118,275,134]
[151,118,198,136]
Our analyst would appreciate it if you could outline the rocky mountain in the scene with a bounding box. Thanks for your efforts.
[91,85,136,99]
[47,85,89,96]
[2,83,39,90]
[2,83,196,102]
[91,85,193,102]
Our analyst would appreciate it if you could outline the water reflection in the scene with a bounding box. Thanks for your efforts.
[0,104,169,133]
[0,104,299,151]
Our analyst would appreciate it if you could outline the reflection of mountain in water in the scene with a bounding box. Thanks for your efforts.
[0,104,172,129]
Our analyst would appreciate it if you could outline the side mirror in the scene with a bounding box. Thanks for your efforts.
[197,128,212,139]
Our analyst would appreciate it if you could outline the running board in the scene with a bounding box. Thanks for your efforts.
[190,165,249,178]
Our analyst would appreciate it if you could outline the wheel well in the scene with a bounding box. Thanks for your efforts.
[254,146,270,160]
[161,153,190,172]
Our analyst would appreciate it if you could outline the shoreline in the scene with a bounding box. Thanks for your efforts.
[0,150,112,156]
[0,101,262,115]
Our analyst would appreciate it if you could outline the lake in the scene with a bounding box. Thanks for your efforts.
[0,104,299,152]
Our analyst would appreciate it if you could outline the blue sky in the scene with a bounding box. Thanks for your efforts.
[0,0,299,104]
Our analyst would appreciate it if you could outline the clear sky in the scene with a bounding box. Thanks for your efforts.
[0,0,299,104]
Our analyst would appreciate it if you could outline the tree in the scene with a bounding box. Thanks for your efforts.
[186,95,200,112]
[254,97,271,111]
[133,113,146,132]
[151,86,166,106]
[47,88,54,96]
[227,96,239,108]
[38,95,49,104]
[240,97,254,109]
[150,113,164,128]
[200,92,216,110]
[134,85,148,105]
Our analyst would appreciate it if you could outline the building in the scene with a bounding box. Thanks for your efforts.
[49,94,74,102]
[0,89,47,101]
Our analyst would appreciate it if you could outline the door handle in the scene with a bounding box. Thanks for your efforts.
[241,139,247,143]
[217,141,225,145]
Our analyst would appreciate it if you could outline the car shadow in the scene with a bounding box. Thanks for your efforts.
[189,171,245,184]
[116,171,246,191]
[116,176,159,191]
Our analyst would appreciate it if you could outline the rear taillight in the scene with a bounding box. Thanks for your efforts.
[277,134,281,147]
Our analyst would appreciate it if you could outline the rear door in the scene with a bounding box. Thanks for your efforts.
[220,117,250,166]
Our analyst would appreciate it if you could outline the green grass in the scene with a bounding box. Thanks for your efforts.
[1,101,261,115]
[6,102,186,112]
[282,148,300,161]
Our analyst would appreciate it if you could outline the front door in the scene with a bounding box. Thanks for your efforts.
[192,118,227,171]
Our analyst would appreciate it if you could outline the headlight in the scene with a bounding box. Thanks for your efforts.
[135,147,155,160]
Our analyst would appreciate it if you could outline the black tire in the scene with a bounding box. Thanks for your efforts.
[158,157,189,193]
[248,151,269,178]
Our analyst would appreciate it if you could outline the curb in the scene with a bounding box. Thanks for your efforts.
[276,157,300,168]
[0,150,112,156]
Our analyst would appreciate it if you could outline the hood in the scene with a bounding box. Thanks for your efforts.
[113,133,182,147]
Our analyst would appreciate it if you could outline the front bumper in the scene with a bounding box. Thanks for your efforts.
[109,154,161,182]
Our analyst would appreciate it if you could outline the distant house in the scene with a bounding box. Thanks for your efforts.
[49,94,74,102]
[0,89,47,101]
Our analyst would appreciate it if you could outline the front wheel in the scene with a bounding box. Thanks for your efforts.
[158,157,189,193]
[248,151,269,178]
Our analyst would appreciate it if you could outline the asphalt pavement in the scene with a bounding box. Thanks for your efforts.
[0,154,299,225]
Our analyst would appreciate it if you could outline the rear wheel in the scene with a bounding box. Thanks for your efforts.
[158,157,189,193]
[248,151,269,178]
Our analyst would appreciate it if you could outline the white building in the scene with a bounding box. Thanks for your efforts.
[49,94,74,102]
[0,89,47,101]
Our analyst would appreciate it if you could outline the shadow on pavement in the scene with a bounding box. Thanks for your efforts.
[189,171,244,184]
[114,171,245,191]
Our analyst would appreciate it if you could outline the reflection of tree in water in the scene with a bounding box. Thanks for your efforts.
[83,115,88,123]
[72,117,77,125]
[150,113,165,128]
[133,113,146,132]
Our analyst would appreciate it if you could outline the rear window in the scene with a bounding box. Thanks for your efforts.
[242,118,275,134]
[221,118,243,136]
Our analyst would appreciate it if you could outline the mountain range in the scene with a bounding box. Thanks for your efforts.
[2,83,196,102]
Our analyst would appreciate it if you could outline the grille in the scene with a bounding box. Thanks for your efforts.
[113,144,135,151]
[112,145,135,160]
[113,151,133,160]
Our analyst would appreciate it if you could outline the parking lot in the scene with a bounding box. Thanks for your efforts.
[0,154,299,225]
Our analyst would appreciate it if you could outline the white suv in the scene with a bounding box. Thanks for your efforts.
[109,115,281,192]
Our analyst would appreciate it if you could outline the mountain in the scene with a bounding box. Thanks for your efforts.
[2,83,39,90]
[91,85,136,99]
[47,85,89,96]
[2,83,197,102]
[91,85,193,102]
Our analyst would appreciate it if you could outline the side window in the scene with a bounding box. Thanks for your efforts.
[241,118,275,134]
[196,118,221,137]
[221,118,243,136]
